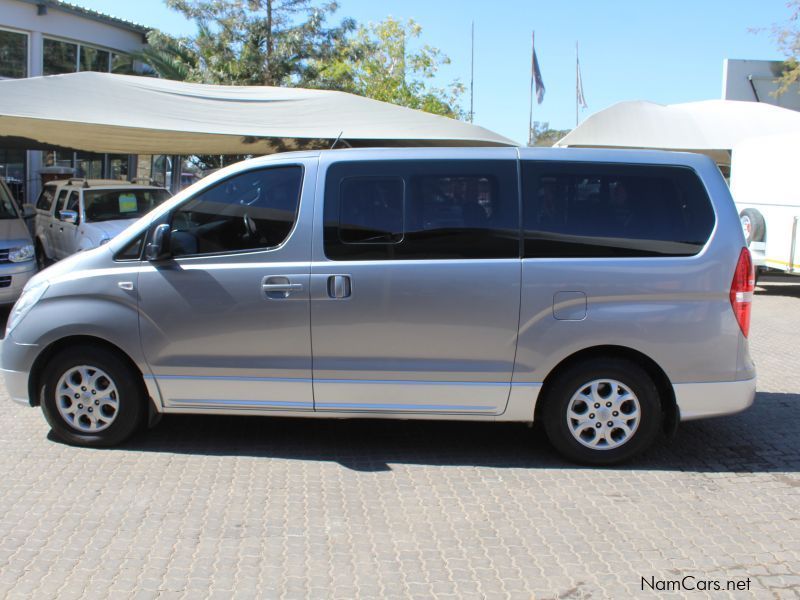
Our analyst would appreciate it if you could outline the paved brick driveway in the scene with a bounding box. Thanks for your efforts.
[0,279,798,599]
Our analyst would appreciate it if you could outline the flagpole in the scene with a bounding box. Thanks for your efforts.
[469,21,475,123]
[575,41,579,127]
[528,31,535,146]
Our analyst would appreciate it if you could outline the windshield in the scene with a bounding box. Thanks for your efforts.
[84,189,171,222]
[0,184,19,220]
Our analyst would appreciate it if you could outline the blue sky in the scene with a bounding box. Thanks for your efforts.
[77,0,793,144]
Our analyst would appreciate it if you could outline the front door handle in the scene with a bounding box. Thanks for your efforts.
[262,276,304,299]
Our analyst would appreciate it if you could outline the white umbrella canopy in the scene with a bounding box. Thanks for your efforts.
[556,99,800,165]
[0,72,517,154]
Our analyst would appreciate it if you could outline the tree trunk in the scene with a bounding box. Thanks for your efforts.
[265,0,273,85]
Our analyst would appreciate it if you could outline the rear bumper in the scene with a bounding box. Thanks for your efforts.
[674,377,756,421]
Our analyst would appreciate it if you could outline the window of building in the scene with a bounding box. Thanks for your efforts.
[521,162,716,258]
[43,38,78,75]
[80,46,110,72]
[76,152,104,179]
[0,148,26,204]
[108,155,130,180]
[0,29,28,78]
[169,166,303,257]
[324,160,519,261]
[111,53,135,75]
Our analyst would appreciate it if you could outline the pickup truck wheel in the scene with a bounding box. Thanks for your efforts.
[542,358,661,465]
[35,241,49,271]
[40,345,145,447]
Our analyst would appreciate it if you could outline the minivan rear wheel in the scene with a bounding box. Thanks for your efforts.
[542,358,661,465]
[40,346,145,447]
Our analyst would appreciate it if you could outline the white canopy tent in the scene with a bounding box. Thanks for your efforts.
[0,72,516,154]
[556,99,800,165]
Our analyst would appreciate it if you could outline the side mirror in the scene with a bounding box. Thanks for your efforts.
[58,209,78,224]
[21,204,35,219]
[145,223,172,261]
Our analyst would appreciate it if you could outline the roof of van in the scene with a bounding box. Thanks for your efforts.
[253,145,717,167]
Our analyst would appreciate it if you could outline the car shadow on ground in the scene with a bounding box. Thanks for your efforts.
[756,275,800,298]
[52,390,796,473]
[0,305,9,336]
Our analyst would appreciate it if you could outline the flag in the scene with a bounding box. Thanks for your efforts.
[531,32,545,104]
[576,43,588,109]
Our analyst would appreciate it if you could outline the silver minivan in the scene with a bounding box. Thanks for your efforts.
[0,148,756,464]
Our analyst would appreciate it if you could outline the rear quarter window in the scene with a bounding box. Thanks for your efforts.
[521,162,715,258]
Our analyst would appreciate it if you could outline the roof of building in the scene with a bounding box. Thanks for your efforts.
[0,72,517,154]
[16,0,152,35]
[555,99,800,165]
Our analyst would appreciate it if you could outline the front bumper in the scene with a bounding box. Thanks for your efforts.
[1,366,29,405]
[0,334,40,406]
[0,262,36,305]
[674,377,756,421]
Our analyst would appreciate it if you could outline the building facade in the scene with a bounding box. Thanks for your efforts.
[722,58,800,111]
[0,0,151,204]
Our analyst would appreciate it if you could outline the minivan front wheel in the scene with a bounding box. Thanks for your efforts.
[542,358,661,464]
[41,346,145,447]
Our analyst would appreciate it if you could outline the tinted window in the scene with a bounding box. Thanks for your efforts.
[115,234,145,261]
[36,186,56,211]
[521,162,715,258]
[0,190,17,219]
[84,189,169,222]
[325,160,519,260]
[65,191,79,213]
[169,166,302,257]
[54,189,69,212]
[339,177,404,244]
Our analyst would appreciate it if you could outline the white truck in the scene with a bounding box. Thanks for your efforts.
[731,133,800,278]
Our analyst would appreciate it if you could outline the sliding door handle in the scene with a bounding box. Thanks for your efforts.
[327,275,351,298]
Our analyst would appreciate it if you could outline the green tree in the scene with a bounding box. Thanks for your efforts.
[528,122,570,147]
[306,17,465,118]
[764,0,800,95]
[137,0,355,86]
[135,4,463,118]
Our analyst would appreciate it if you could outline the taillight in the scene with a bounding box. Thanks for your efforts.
[730,247,755,337]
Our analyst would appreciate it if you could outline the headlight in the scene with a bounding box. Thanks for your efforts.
[6,280,48,336]
[8,244,34,262]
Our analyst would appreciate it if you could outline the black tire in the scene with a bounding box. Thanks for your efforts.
[739,208,765,246]
[542,358,662,465]
[35,240,49,271]
[40,345,146,447]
